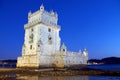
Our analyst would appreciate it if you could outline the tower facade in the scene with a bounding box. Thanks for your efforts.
[17,5,61,68]
[17,4,88,68]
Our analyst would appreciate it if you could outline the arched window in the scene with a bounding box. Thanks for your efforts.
[63,49,65,52]
[29,34,34,43]
[30,45,32,49]
[48,28,51,32]
[31,28,34,32]
[48,35,52,44]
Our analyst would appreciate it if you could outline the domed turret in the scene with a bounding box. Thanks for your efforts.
[40,4,44,11]
[83,48,88,57]
[28,11,32,20]
[61,43,67,53]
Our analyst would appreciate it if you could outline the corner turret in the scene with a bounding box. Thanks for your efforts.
[83,48,88,57]
[40,4,44,12]
[61,43,67,53]
[28,11,32,20]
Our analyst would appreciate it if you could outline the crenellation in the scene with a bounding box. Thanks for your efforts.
[28,10,41,18]
[24,20,60,30]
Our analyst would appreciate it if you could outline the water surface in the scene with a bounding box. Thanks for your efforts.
[15,75,120,80]
[88,64,120,70]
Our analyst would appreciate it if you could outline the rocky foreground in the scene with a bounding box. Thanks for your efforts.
[0,68,120,77]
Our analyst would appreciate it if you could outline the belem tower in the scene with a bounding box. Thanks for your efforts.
[17,4,88,68]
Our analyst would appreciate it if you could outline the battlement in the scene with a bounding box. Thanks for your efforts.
[24,18,60,30]
[66,51,87,57]
[26,4,59,29]
[28,10,58,19]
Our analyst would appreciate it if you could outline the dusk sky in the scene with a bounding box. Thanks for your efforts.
[0,0,120,59]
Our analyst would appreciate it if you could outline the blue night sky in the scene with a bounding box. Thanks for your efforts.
[0,0,120,59]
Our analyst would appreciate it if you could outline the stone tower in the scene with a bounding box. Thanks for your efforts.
[17,4,61,68]
[17,4,88,68]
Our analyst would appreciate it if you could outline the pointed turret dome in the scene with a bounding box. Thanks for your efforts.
[40,4,44,11]
[61,43,67,52]
[28,10,32,17]
[83,48,88,57]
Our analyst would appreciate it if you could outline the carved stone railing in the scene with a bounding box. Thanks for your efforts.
[24,19,60,29]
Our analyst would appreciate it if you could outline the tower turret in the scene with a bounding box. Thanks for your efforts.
[40,4,44,12]
[61,43,67,53]
[83,48,88,57]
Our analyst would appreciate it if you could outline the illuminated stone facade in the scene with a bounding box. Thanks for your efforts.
[17,4,88,68]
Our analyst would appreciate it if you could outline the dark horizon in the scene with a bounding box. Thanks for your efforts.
[0,56,120,61]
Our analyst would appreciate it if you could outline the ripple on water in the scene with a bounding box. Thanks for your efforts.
[1,75,120,80]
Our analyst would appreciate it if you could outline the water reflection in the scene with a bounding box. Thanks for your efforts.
[16,75,120,80]
[89,76,120,80]
[17,75,88,80]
